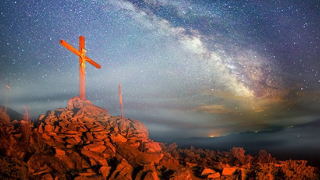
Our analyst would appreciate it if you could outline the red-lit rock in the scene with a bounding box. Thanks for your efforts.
[169,168,192,180]
[201,168,216,176]
[84,144,106,153]
[222,167,238,176]
[110,132,127,143]
[99,166,111,178]
[110,158,133,180]
[55,147,65,156]
[81,149,108,166]
[143,141,162,153]
[208,172,220,179]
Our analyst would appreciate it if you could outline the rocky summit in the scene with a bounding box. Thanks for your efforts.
[0,97,181,179]
[0,97,319,179]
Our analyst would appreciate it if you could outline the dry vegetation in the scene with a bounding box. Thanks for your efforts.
[161,143,319,179]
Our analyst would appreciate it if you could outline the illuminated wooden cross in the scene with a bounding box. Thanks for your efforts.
[60,36,101,100]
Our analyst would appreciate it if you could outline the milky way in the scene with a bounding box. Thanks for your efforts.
[1,0,320,139]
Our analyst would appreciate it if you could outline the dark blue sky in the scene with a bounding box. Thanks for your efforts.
[1,0,320,139]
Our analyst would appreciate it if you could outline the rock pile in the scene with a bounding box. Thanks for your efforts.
[31,97,175,179]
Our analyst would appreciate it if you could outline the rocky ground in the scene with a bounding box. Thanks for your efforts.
[0,97,319,179]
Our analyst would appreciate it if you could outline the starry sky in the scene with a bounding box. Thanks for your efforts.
[1,0,320,139]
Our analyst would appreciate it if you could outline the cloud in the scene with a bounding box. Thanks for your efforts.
[194,104,231,114]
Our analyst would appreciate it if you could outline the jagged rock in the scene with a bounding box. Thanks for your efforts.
[66,137,79,145]
[38,114,45,121]
[208,172,220,179]
[135,163,160,180]
[222,167,238,176]
[169,168,192,180]
[117,118,131,134]
[56,154,75,169]
[84,144,106,153]
[159,154,181,171]
[90,125,104,132]
[53,126,60,132]
[105,141,116,153]
[186,162,197,168]
[86,132,94,142]
[99,165,111,178]
[42,133,51,140]
[38,123,44,133]
[110,132,128,143]
[93,132,109,141]
[44,124,54,132]
[81,149,108,166]
[201,168,216,176]
[110,158,133,180]
[54,147,65,156]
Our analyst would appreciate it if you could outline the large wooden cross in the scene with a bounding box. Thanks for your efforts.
[60,36,101,100]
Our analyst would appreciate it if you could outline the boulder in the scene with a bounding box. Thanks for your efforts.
[84,144,106,153]
[208,172,220,179]
[201,168,216,176]
[222,167,238,176]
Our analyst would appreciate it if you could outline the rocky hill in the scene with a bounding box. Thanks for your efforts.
[0,97,319,179]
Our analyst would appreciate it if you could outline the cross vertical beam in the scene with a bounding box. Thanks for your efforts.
[79,36,85,100]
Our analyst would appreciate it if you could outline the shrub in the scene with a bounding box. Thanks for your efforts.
[279,160,319,179]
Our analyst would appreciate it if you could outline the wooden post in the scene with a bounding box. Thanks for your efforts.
[4,81,10,113]
[60,36,101,100]
[118,83,124,118]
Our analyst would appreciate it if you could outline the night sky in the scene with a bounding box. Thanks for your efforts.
[1,0,320,139]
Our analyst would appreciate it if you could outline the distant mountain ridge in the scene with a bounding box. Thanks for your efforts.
[168,119,320,166]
